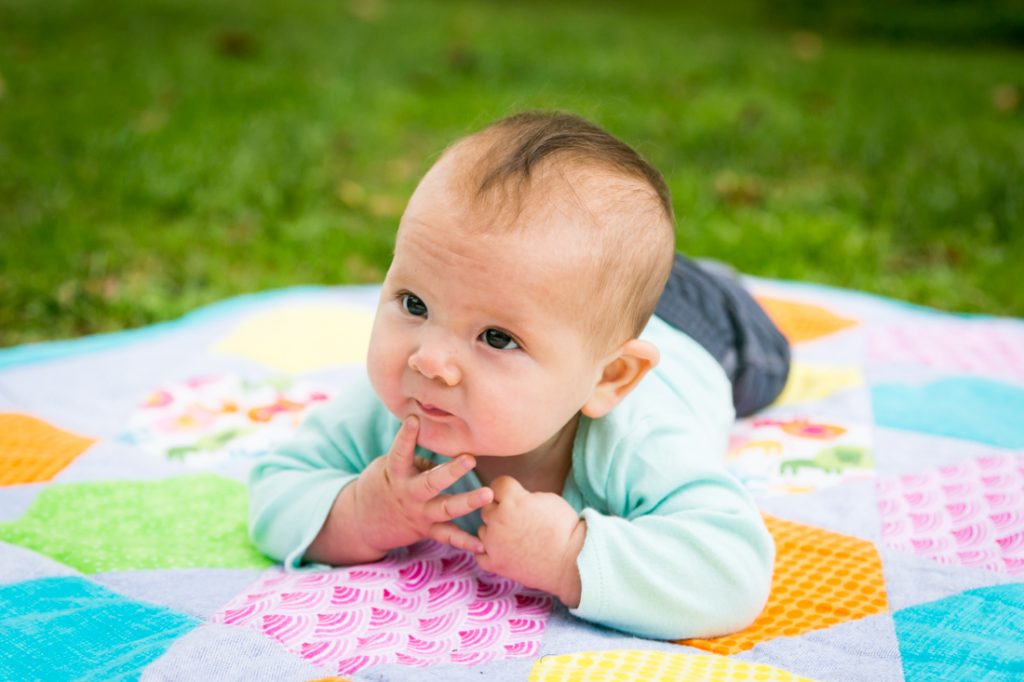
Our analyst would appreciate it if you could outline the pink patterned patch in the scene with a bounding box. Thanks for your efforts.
[211,541,553,674]
[877,453,1024,574]
[868,320,1024,383]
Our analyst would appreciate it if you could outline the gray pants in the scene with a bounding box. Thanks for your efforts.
[654,254,790,418]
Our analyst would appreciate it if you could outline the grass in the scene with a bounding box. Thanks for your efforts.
[1,0,1022,346]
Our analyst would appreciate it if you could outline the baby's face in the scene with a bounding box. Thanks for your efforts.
[366,161,607,458]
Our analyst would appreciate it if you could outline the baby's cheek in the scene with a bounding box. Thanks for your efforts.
[365,345,387,385]
[365,363,392,407]
[367,341,405,400]
[488,417,552,456]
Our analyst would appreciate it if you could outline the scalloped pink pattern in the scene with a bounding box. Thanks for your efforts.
[868,320,1024,382]
[211,541,553,674]
[877,453,1024,574]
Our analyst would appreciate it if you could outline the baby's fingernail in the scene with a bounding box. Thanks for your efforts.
[460,456,474,470]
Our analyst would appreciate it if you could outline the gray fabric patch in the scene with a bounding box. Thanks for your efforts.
[91,568,266,620]
[736,613,903,682]
[0,542,79,584]
[142,622,328,682]
[880,546,1018,612]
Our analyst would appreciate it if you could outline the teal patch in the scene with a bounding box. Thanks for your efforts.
[894,583,1024,682]
[0,576,198,680]
[871,377,1024,448]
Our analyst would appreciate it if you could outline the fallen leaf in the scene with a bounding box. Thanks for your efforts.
[714,171,764,207]
[991,83,1020,113]
[791,31,823,62]
[336,179,367,208]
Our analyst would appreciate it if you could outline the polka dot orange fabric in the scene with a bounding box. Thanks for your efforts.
[681,514,889,655]
[755,296,858,344]
[0,413,94,486]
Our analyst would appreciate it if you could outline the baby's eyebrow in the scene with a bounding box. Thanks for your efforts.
[478,306,526,331]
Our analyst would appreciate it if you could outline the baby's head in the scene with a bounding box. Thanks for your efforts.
[443,111,675,350]
[367,112,676,458]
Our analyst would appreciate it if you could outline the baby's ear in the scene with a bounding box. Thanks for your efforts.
[581,339,659,419]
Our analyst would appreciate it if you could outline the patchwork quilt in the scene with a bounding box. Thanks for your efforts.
[2,279,1023,681]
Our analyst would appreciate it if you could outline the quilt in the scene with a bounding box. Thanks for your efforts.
[1,278,1023,681]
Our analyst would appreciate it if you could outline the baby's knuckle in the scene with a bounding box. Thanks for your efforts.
[423,473,441,495]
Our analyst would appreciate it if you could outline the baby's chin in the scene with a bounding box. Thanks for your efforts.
[412,419,472,457]
[414,421,526,458]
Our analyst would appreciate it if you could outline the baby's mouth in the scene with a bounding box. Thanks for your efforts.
[415,400,453,418]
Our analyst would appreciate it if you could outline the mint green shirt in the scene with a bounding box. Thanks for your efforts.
[249,316,774,640]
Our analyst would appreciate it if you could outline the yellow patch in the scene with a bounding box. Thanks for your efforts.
[529,649,816,681]
[773,363,863,406]
[213,305,374,374]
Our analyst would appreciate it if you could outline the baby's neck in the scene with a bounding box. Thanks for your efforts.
[474,414,580,494]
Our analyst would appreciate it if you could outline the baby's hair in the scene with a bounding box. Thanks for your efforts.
[474,111,674,225]
[451,111,676,350]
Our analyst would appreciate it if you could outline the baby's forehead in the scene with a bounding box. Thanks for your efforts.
[423,151,646,283]
[446,172,648,252]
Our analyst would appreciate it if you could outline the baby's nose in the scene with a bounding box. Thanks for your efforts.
[408,339,462,386]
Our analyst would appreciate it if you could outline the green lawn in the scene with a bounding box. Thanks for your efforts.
[1,0,1022,346]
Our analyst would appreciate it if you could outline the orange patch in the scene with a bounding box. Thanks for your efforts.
[755,296,858,344]
[681,514,889,655]
[0,413,95,485]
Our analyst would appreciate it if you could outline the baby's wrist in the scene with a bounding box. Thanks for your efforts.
[351,473,402,554]
[555,518,586,608]
[305,478,388,565]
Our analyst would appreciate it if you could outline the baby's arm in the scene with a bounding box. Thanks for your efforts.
[306,416,493,565]
[570,437,774,640]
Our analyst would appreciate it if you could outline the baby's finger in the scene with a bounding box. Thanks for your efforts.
[479,499,500,525]
[474,545,494,571]
[428,522,485,555]
[425,487,493,523]
[386,416,420,479]
[410,454,477,502]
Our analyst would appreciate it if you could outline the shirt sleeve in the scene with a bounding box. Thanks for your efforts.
[569,416,775,640]
[248,377,397,568]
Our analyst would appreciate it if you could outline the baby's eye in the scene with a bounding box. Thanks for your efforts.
[401,293,428,317]
[481,328,519,350]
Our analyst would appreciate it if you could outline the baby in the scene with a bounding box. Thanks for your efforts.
[250,112,788,640]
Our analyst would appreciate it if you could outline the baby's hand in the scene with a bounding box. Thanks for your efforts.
[476,476,585,607]
[353,416,493,556]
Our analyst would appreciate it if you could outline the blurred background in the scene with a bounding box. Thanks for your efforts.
[1,0,1022,347]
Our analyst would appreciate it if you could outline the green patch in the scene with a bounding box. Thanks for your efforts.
[0,474,274,572]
